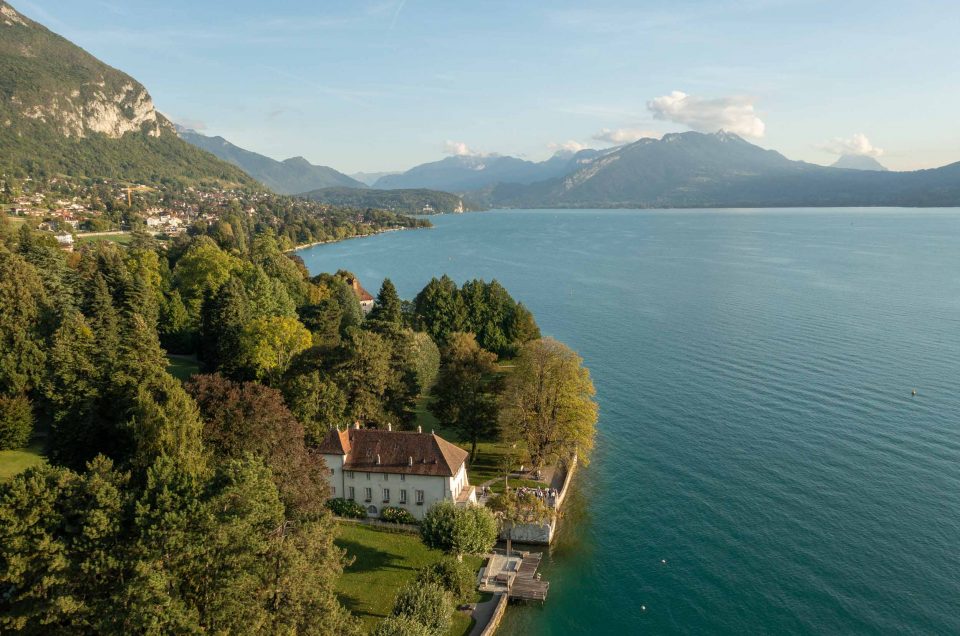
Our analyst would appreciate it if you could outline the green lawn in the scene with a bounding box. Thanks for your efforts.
[487,477,546,494]
[75,232,131,245]
[335,522,482,636]
[0,441,45,482]
[166,354,200,382]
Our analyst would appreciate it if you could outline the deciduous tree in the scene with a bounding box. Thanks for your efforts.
[499,338,598,471]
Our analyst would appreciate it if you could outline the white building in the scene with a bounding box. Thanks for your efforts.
[318,424,477,520]
[347,277,375,315]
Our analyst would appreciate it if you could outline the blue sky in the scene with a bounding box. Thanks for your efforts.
[15,0,960,172]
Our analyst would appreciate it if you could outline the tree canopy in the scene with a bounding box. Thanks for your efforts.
[499,338,598,470]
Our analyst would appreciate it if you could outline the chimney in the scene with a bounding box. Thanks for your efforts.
[376,454,381,465]
[417,425,422,434]
[387,423,392,431]
[408,456,413,467]
[354,421,361,430]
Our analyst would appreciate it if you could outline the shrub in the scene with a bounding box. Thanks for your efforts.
[325,497,367,519]
[381,506,418,525]
[0,393,33,450]
[417,557,474,604]
[372,616,432,636]
[420,501,498,556]
[391,581,452,636]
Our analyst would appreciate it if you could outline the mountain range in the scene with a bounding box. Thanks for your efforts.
[2,0,958,209]
[480,132,960,208]
[177,128,366,194]
[0,1,251,186]
[372,149,608,191]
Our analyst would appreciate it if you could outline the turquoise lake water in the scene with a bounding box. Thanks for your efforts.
[299,209,960,635]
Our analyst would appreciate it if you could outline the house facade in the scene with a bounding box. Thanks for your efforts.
[317,424,477,520]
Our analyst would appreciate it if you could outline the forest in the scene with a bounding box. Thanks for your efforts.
[0,198,594,633]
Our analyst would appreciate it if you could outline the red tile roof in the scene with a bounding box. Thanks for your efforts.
[317,428,468,477]
[349,277,375,303]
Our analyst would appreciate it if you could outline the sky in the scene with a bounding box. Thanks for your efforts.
[14,0,960,173]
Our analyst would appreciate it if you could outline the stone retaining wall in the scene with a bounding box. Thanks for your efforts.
[479,594,509,636]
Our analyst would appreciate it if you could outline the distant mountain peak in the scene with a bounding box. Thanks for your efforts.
[830,154,888,171]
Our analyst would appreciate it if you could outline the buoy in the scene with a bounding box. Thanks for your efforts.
[661,559,667,564]
[641,605,646,612]
[912,389,917,396]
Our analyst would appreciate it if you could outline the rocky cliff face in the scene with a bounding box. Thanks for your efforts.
[19,81,162,138]
[1,1,166,139]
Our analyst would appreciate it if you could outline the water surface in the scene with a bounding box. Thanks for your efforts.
[300,209,960,635]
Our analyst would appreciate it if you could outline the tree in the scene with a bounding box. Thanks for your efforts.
[416,557,475,604]
[499,338,598,471]
[413,276,465,345]
[335,327,392,424]
[391,582,453,636]
[409,332,440,396]
[44,311,100,465]
[185,373,330,519]
[199,276,251,372]
[280,370,348,445]
[171,235,241,320]
[373,616,433,636]
[0,246,49,397]
[368,278,402,325]
[238,316,313,382]
[419,501,498,557]
[430,333,500,462]
[0,457,130,633]
[0,393,32,450]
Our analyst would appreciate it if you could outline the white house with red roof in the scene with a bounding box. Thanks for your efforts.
[317,423,477,519]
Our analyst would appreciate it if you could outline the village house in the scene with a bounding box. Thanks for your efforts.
[317,424,477,520]
[346,276,376,314]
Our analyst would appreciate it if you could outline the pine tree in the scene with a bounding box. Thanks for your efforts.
[368,278,403,325]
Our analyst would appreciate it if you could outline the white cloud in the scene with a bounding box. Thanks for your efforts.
[592,127,660,145]
[818,133,883,157]
[647,90,765,138]
[548,140,588,153]
[443,140,479,156]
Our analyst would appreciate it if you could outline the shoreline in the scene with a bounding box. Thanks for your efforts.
[286,225,418,254]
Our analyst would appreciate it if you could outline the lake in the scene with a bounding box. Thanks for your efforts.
[299,209,960,635]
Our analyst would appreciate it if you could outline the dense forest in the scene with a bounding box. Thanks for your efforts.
[0,206,546,633]
[298,187,473,215]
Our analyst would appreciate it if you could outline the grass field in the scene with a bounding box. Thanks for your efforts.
[166,354,200,381]
[0,441,45,482]
[335,523,483,635]
[75,232,132,245]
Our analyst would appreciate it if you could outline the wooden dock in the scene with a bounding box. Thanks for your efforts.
[509,552,549,602]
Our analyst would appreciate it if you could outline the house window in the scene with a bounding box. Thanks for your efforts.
[332,486,336,495]
[348,486,355,500]
[364,487,372,502]
[400,474,405,482]
[400,489,407,504]
[383,488,390,503]
[384,473,389,481]
[348,471,354,480]
[416,490,424,505]
[366,473,371,480]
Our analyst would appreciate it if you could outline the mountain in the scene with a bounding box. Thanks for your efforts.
[350,171,400,186]
[831,154,888,171]
[0,1,253,185]
[178,128,365,194]
[298,186,471,214]
[486,131,960,208]
[373,148,606,192]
